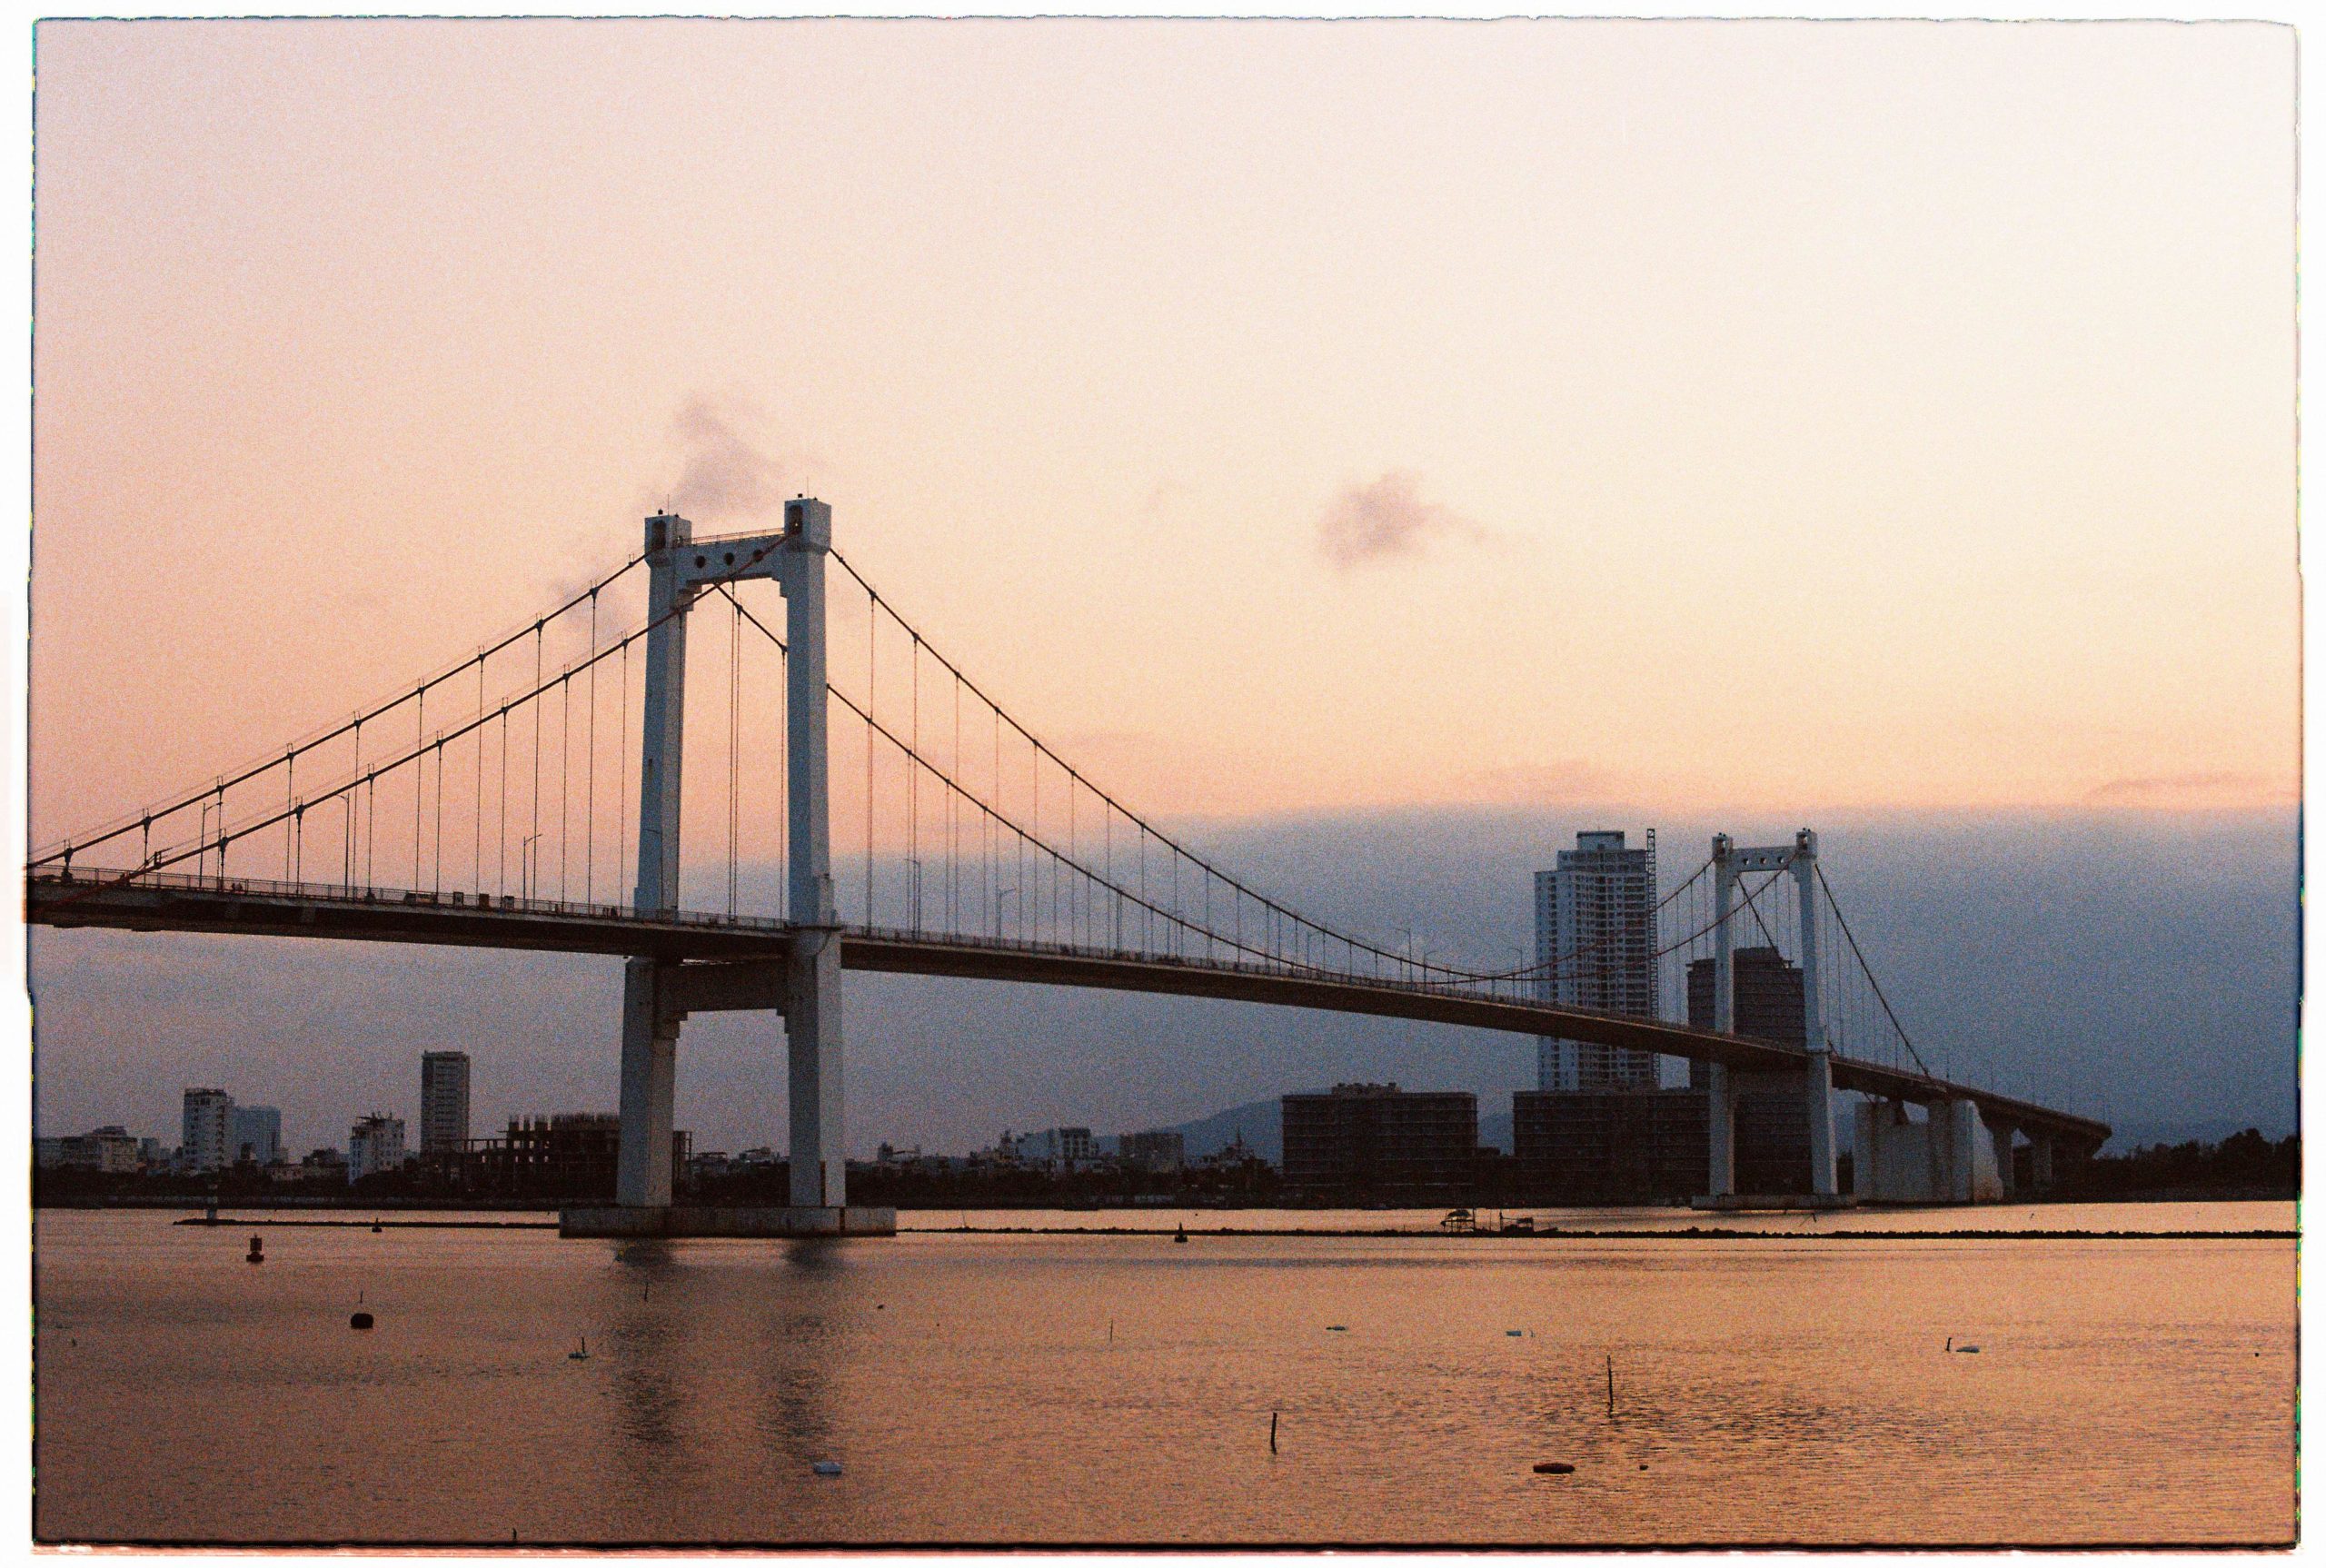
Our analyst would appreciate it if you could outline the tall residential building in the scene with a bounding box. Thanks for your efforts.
[1685,947,1813,1195]
[229,1105,283,1166]
[1118,1129,1187,1174]
[1534,829,1660,1091]
[1280,1083,1477,1196]
[420,1051,472,1155]
[181,1088,234,1173]
[348,1115,408,1183]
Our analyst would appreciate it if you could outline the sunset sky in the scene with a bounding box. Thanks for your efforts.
[31,19,2295,838]
[25,19,2300,1154]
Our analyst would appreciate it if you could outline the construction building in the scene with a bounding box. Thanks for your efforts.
[1534,829,1661,1090]
[1280,1083,1478,1197]
[347,1114,407,1183]
[449,1114,691,1200]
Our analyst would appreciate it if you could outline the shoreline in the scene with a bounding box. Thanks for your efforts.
[154,1214,2298,1241]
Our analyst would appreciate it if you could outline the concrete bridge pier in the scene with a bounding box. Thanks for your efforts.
[2029,1132,2055,1189]
[1990,1119,2017,1197]
[1853,1097,2004,1204]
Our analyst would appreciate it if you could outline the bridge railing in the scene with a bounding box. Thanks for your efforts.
[33,864,1646,1014]
[26,866,794,936]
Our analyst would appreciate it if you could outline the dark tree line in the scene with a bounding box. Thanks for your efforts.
[2057,1128,2298,1200]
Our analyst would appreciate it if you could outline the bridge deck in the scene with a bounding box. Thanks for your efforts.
[26,869,2110,1150]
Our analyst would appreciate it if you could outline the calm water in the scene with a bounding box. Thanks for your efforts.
[34,1206,2296,1546]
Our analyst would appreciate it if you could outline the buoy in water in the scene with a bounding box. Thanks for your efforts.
[811,1460,843,1477]
[246,1236,264,1264]
[350,1312,374,1330]
[1533,1462,1576,1475]
[1173,1226,1188,1245]
[569,1335,590,1361]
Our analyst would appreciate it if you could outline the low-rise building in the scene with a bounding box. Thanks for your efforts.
[1511,1089,1709,1203]
[1007,1126,1099,1170]
[35,1126,144,1174]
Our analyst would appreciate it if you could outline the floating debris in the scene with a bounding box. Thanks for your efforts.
[811,1460,843,1477]
[1945,1336,1982,1355]
[1325,1325,1348,1333]
[1533,1462,1576,1475]
[1506,1329,1523,1337]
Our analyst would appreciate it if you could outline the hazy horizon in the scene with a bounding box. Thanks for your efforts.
[31,802,2297,1158]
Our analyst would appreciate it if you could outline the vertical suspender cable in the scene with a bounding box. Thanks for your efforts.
[432,730,443,895]
[414,686,424,889]
[728,595,741,918]
[530,623,542,897]
[555,665,570,898]
[906,630,917,930]
[586,594,598,906]
[618,639,631,909]
[476,656,485,898]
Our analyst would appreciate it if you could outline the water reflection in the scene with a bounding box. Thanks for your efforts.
[29,1213,2297,1547]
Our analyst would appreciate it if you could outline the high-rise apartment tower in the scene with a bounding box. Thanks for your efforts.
[420,1051,472,1155]
[1534,829,1660,1090]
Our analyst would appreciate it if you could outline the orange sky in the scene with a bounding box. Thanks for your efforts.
[29,19,2298,848]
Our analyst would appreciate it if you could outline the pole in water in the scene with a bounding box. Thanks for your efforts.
[1605,1355,1615,1416]
[1269,1411,1278,1454]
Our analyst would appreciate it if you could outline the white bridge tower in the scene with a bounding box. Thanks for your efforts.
[573,498,884,1236]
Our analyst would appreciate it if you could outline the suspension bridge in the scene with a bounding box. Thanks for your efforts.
[26,500,2109,1234]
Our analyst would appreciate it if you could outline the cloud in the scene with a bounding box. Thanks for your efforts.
[663,395,790,522]
[2082,771,2295,809]
[1316,471,1484,569]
